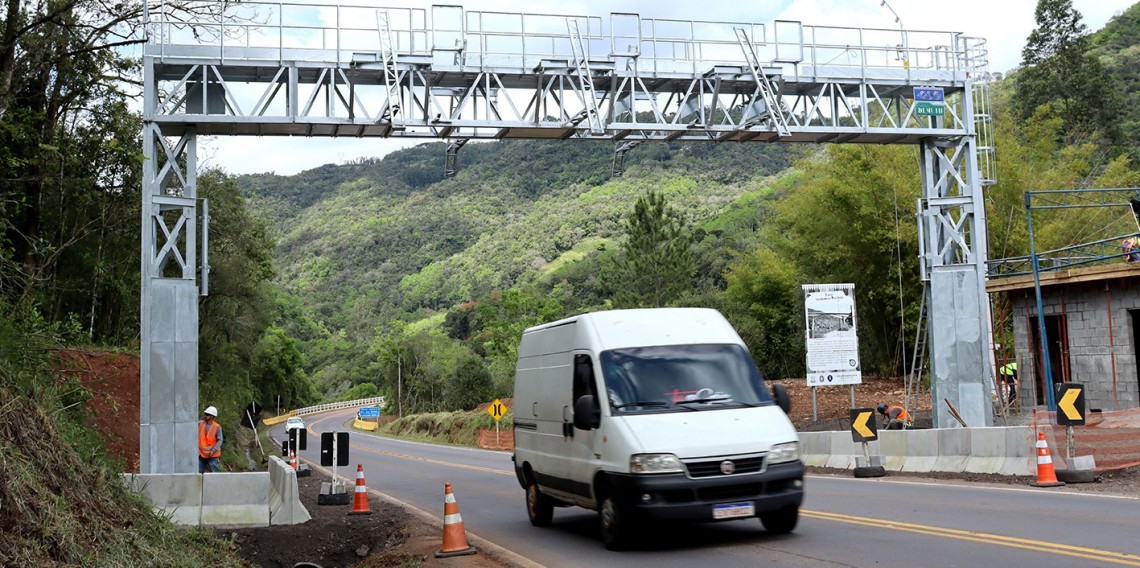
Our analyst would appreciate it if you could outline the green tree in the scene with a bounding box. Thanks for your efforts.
[723,247,804,380]
[1014,0,1123,141]
[196,171,299,413]
[471,285,567,395]
[607,189,694,308]
[373,320,410,417]
[337,381,379,402]
[764,146,922,376]
[249,326,313,410]
[0,1,226,313]
[446,355,493,411]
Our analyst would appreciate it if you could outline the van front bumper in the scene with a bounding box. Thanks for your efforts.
[606,461,804,522]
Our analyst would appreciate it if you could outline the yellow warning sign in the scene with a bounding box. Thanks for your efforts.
[850,408,878,442]
[487,399,509,421]
[1057,384,1085,425]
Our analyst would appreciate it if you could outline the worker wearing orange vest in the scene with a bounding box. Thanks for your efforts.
[877,403,911,430]
[198,405,224,473]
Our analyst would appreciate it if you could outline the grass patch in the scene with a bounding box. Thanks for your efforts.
[540,236,610,277]
[0,379,248,567]
[378,408,513,448]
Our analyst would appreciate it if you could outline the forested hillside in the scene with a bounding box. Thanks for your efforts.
[239,140,802,400]
[1091,3,1140,148]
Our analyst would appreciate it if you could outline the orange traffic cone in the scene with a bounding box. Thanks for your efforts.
[435,483,476,558]
[289,449,297,470]
[1031,431,1065,487]
[349,464,372,515]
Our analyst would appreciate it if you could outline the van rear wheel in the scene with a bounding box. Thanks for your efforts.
[526,477,554,527]
[760,506,799,535]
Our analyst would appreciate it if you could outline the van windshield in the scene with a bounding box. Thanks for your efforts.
[601,344,773,414]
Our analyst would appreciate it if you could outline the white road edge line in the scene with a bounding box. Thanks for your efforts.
[807,474,1140,500]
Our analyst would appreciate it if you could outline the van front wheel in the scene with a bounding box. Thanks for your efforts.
[760,506,799,535]
[526,478,554,527]
[600,495,633,550]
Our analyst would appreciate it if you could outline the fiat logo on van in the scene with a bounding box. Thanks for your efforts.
[720,460,736,475]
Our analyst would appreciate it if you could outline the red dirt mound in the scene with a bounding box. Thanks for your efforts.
[55,349,140,472]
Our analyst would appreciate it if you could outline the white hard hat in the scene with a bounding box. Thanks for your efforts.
[204,406,218,417]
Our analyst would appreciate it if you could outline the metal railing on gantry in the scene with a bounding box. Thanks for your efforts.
[142,2,990,144]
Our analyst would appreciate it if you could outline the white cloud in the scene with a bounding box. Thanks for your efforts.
[201,0,1134,175]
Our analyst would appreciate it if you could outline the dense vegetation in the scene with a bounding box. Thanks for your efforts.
[1,0,1139,561]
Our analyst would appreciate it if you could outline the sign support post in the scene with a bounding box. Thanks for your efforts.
[850,408,885,478]
[1055,383,1097,483]
[487,399,509,449]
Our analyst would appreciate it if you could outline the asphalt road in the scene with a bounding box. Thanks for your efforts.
[280,408,1140,568]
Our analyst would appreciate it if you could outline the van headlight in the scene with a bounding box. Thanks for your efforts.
[630,453,682,474]
[767,442,800,464]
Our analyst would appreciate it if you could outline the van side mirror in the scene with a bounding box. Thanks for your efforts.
[771,383,791,415]
[573,395,600,430]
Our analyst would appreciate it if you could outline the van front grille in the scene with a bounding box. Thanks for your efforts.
[682,454,766,478]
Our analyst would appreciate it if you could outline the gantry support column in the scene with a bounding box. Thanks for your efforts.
[140,120,201,473]
[919,118,994,428]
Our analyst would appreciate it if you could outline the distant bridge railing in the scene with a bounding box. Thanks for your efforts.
[262,397,385,425]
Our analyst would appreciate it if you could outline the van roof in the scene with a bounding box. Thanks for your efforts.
[523,308,744,350]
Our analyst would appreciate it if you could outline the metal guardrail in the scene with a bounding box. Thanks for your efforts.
[294,397,385,416]
[263,396,385,425]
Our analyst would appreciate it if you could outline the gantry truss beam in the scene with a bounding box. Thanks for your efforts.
[143,3,989,144]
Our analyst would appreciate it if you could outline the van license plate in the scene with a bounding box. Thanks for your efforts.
[712,502,754,519]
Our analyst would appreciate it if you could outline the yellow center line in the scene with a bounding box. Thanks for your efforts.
[803,510,1140,566]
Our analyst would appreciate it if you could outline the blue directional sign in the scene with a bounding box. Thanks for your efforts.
[913,86,946,117]
[913,87,945,102]
[358,406,380,418]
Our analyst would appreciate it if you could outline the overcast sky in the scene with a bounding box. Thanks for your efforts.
[196,0,1136,175]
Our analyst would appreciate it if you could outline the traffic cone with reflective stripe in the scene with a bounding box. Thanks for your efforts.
[349,464,372,515]
[289,449,297,470]
[435,483,476,558]
[1031,431,1065,487]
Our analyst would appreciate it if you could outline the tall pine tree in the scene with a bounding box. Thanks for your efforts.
[608,189,694,308]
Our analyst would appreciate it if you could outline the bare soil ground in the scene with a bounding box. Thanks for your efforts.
[73,351,1140,568]
[771,375,934,431]
[59,348,141,472]
[220,472,508,568]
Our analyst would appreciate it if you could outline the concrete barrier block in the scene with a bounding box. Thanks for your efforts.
[799,432,830,467]
[201,472,270,528]
[965,428,1006,474]
[902,429,939,473]
[825,431,854,469]
[932,428,970,472]
[878,431,908,471]
[800,431,828,456]
[269,455,311,525]
[122,473,202,526]
[1002,427,1036,476]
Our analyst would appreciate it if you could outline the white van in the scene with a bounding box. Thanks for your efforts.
[511,308,803,549]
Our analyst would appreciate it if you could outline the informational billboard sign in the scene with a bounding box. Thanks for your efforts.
[803,283,862,386]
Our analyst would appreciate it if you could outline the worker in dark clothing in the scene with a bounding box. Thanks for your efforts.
[877,403,910,430]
